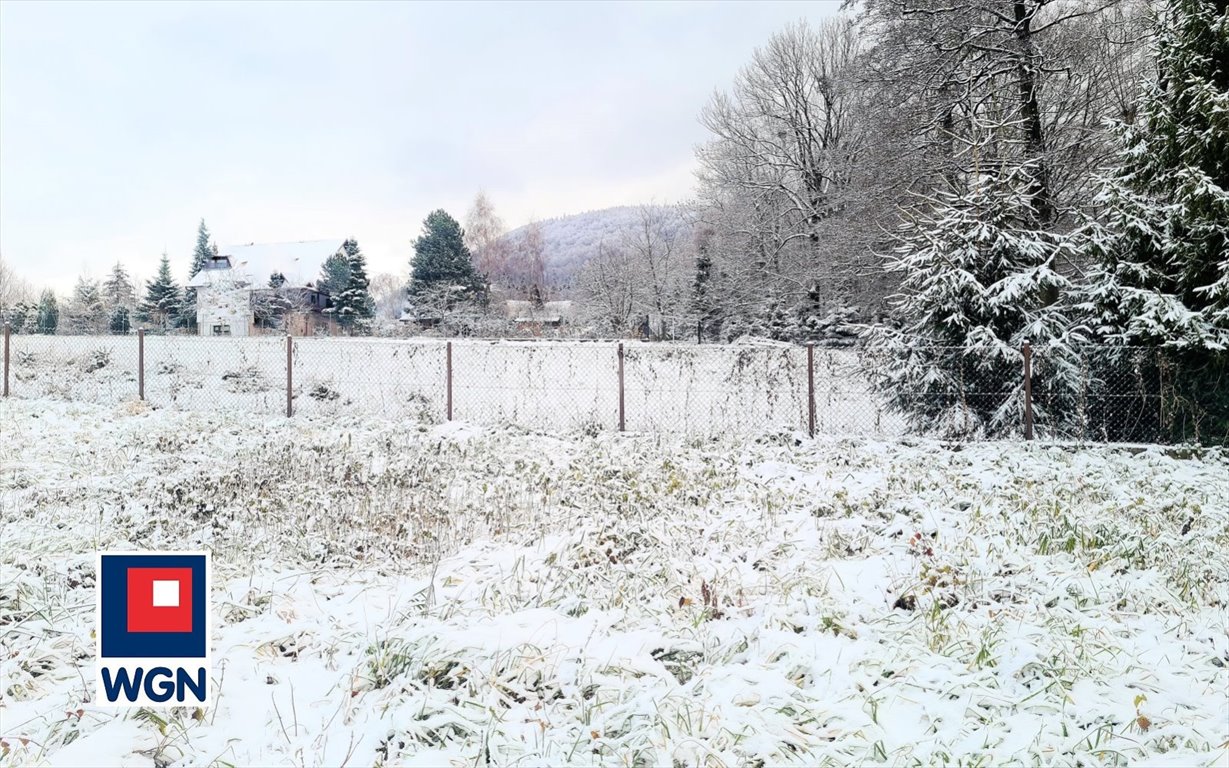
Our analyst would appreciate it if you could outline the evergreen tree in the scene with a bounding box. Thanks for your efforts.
[66,276,105,333]
[691,234,720,341]
[759,295,792,341]
[181,220,216,332]
[140,253,182,330]
[109,306,131,334]
[866,163,1081,438]
[36,289,59,334]
[101,261,136,310]
[331,239,376,333]
[318,250,352,297]
[409,209,482,298]
[190,219,214,278]
[6,301,37,333]
[1078,0,1229,442]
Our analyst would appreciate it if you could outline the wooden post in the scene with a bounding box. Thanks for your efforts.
[446,341,453,420]
[2,323,9,398]
[617,342,626,432]
[806,343,816,438]
[138,329,145,400]
[1022,340,1034,440]
[285,334,293,417]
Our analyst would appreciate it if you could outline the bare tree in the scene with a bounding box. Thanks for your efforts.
[368,272,407,324]
[696,17,873,323]
[699,18,866,238]
[0,255,33,318]
[508,219,548,303]
[464,191,510,282]
[578,239,638,334]
[621,203,687,316]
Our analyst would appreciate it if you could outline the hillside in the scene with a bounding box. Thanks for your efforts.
[499,205,695,283]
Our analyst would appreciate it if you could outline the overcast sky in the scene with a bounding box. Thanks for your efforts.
[1,0,836,292]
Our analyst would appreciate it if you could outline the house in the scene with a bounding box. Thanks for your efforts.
[505,299,575,330]
[187,240,345,336]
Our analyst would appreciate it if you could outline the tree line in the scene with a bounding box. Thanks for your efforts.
[1,221,381,335]
[687,0,1225,441]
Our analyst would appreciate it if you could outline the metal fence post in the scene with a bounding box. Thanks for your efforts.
[446,341,453,420]
[3,322,9,398]
[286,334,293,418]
[617,342,626,432]
[1022,340,1034,440]
[806,342,816,438]
[138,329,145,400]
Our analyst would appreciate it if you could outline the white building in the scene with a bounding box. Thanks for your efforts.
[187,240,346,336]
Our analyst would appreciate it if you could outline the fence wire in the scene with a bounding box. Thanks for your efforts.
[452,341,617,432]
[7,334,139,405]
[291,337,446,422]
[4,332,1224,444]
[144,336,287,416]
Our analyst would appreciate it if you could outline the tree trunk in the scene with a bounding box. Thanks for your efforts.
[1014,1,1054,224]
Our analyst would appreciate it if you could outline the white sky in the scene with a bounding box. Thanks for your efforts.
[0,0,838,292]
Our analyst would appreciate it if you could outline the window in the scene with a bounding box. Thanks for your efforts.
[211,324,231,336]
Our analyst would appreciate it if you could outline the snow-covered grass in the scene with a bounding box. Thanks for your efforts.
[2,398,1227,767]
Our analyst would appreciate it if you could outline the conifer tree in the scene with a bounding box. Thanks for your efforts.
[691,233,720,341]
[866,162,1081,438]
[67,276,105,333]
[140,253,182,331]
[331,239,376,333]
[409,209,482,298]
[109,306,131,334]
[190,219,214,278]
[1079,0,1229,441]
[101,261,136,310]
[318,250,352,298]
[36,289,59,334]
[181,219,216,332]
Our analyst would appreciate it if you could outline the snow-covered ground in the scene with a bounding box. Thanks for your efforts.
[2,398,1227,767]
[5,335,903,436]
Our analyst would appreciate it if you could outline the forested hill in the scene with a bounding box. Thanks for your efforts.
[499,205,695,283]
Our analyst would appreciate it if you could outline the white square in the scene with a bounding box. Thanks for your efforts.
[152,580,180,608]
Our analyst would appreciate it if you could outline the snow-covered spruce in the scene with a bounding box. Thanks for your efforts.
[864,163,1083,440]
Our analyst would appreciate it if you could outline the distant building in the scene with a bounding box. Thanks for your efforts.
[187,241,345,336]
[505,299,575,330]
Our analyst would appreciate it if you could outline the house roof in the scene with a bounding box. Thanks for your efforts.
[212,240,346,289]
[505,300,574,321]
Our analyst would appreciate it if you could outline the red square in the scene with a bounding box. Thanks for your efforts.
[126,568,193,633]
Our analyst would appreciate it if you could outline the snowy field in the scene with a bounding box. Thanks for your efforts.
[2,397,1228,767]
[5,335,904,437]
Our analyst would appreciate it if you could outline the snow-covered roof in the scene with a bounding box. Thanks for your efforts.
[187,268,251,289]
[505,300,574,321]
[216,240,346,289]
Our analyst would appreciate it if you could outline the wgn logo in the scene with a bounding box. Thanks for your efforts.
[96,552,210,706]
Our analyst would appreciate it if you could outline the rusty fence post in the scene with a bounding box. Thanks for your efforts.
[617,342,626,432]
[3,322,9,398]
[806,342,816,438]
[1022,340,1034,440]
[138,329,145,400]
[446,340,453,420]
[286,334,293,417]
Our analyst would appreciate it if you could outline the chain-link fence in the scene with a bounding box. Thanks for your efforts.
[4,328,1225,444]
